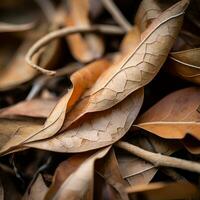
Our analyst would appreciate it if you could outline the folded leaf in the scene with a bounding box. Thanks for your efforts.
[65,0,104,63]
[24,88,143,152]
[168,48,200,84]
[61,0,188,130]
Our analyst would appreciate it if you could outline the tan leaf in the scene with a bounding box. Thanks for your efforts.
[168,48,200,84]
[23,174,48,200]
[24,88,143,152]
[0,59,110,154]
[126,182,200,200]
[60,0,188,130]
[96,149,129,200]
[136,87,200,153]
[65,0,104,63]
[135,0,162,32]
[45,152,92,200]
[0,118,43,152]
[45,147,110,200]
[0,99,57,118]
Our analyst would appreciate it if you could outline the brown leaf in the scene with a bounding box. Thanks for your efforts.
[65,0,104,63]
[0,99,57,118]
[168,48,200,84]
[23,174,48,200]
[45,147,110,200]
[24,88,143,152]
[126,182,200,200]
[136,87,200,153]
[60,0,188,130]
[0,118,43,151]
[0,59,110,154]
[45,152,92,200]
[135,0,162,32]
[96,149,129,200]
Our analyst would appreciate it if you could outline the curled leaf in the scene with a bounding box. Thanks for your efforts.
[168,48,200,84]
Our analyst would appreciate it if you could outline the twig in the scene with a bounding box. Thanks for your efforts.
[115,141,200,174]
[102,0,132,32]
[25,25,125,76]
[0,21,35,32]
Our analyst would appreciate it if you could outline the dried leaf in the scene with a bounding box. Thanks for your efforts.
[126,182,200,200]
[136,87,200,152]
[96,149,129,200]
[0,118,43,151]
[60,0,188,130]
[0,59,110,154]
[45,152,92,200]
[0,99,57,118]
[23,174,48,200]
[24,88,143,152]
[46,147,110,200]
[65,0,104,62]
[135,0,162,32]
[168,48,200,84]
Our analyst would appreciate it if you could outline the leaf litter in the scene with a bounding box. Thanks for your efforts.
[0,0,200,199]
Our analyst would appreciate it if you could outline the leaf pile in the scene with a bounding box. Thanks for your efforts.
[0,0,200,199]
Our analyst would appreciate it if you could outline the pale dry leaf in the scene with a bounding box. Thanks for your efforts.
[0,99,57,118]
[65,0,104,63]
[126,182,200,200]
[136,87,200,152]
[23,174,48,200]
[60,0,188,130]
[45,152,92,200]
[135,0,162,32]
[24,88,143,152]
[0,59,110,154]
[47,147,110,200]
[0,118,43,151]
[168,48,200,84]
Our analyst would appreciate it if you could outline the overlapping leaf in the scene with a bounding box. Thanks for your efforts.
[168,48,200,84]
[65,0,104,62]
[136,87,200,153]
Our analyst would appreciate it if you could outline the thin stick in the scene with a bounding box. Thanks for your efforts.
[115,141,200,174]
[102,0,132,32]
[25,25,125,76]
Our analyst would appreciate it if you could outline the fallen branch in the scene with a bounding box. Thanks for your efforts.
[115,141,200,174]
[102,0,132,31]
[25,25,125,76]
